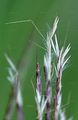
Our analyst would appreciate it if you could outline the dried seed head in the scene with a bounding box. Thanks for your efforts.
[36,63,42,95]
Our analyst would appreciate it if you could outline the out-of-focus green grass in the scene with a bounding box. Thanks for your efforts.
[0,0,78,119]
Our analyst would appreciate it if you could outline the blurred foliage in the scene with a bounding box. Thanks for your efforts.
[0,0,78,119]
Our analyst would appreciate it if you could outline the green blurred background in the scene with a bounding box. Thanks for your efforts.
[0,0,78,119]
